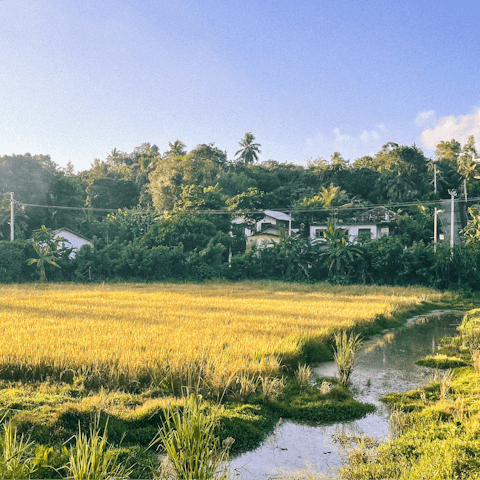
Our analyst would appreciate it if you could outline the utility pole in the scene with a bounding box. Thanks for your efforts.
[448,189,457,249]
[10,192,14,242]
[434,207,442,253]
[434,162,437,194]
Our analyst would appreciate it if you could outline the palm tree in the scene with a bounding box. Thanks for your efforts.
[235,133,261,165]
[166,140,187,158]
[318,219,363,282]
[457,154,477,202]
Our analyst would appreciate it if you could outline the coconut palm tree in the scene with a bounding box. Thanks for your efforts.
[318,219,363,282]
[457,154,477,202]
[235,133,261,165]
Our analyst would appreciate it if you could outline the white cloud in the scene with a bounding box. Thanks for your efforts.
[333,126,383,149]
[360,129,381,143]
[414,110,436,127]
[420,108,480,149]
[305,125,386,161]
[333,127,351,144]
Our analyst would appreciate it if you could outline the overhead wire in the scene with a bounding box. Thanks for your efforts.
[10,196,478,217]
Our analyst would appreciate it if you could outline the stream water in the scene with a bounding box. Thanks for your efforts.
[229,310,464,480]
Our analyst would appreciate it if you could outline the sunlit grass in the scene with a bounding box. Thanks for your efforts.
[0,281,442,394]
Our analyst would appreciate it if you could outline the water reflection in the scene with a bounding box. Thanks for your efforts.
[230,310,463,480]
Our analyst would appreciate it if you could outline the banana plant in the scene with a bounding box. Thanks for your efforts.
[27,243,60,282]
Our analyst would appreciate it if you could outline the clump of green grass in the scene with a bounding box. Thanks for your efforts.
[333,331,362,387]
[150,394,233,480]
[415,354,467,369]
[66,414,133,480]
[458,309,480,353]
[0,417,38,478]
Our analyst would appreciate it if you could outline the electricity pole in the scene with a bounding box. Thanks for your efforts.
[10,192,14,242]
[448,189,457,249]
[433,207,444,253]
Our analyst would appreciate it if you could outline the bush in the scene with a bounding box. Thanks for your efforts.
[0,240,34,283]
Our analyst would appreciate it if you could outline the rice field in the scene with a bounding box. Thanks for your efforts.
[0,282,442,395]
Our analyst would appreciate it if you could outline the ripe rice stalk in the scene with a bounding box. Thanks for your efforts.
[333,331,362,387]
[0,283,438,395]
[295,364,312,391]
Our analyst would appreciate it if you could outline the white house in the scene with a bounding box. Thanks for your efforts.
[232,210,294,237]
[256,210,294,235]
[51,228,93,258]
[231,210,295,249]
[309,207,396,243]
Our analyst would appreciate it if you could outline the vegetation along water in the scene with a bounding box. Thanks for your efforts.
[0,281,453,478]
[337,308,480,479]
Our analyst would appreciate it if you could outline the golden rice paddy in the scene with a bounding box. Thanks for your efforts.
[0,281,442,393]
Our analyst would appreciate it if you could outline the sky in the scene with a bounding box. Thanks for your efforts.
[1,0,479,172]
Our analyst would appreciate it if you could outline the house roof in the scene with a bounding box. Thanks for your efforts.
[263,210,293,221]
[51,228,93,244]
[250,225,281,237]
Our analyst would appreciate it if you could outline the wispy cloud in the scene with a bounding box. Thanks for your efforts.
[305,124,386,160]
[333,127,351,144]
[420,108,480,149]
[414,110,436,127]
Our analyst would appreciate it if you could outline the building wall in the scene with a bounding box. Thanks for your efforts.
[246,234,280,249]
[310,224,387,243]
[54,231,93,258]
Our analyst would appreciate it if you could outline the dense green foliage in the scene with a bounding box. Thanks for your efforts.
[1,135,480,289]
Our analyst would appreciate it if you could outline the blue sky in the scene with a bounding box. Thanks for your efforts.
[1,0,479,171]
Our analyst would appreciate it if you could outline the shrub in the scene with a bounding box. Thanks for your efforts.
[0,240,33,283]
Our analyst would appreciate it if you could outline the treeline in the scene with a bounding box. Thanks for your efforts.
[3,226,480,292]
[1,134,480,289]
[1,135,477,239]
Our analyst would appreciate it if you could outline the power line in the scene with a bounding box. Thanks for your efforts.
[18,203,118,213]
[9,197,479,217]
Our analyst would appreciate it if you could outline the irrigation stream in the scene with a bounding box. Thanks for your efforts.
[230,310,464,479]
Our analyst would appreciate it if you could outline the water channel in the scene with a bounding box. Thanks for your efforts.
[230,310,464,480]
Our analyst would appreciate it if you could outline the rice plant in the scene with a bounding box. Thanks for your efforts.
[0,282,437,394]
[66,415,132,479]
[440,369,454,400]
[232,372,259,403]
[333,331,362,387]
[295,364,312,391]
[260,375,285,402]
[0,418,37,479]
[473,349,480,375]
[150,394,233,480]
[319,380,332,395]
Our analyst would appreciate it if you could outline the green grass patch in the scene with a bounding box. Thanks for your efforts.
[415,354,468,369]
[341,307,480,479]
